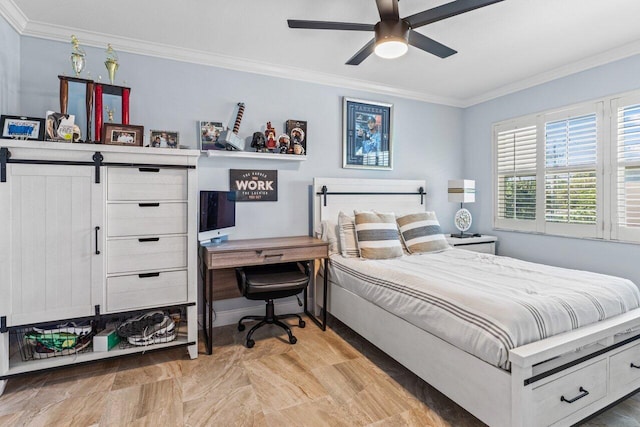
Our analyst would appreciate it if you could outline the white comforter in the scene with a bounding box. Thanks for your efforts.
[329,249,640,369]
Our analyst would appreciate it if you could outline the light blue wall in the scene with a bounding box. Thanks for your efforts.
[18,36,464,240]
[0,17,20,115]
[463,54,640,284]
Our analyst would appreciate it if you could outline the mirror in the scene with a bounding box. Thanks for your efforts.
[58,75,94,142]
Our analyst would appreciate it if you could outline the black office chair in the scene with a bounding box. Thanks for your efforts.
[235,262,309,348]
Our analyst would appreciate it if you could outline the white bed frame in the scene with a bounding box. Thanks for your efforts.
[313,177,640,427]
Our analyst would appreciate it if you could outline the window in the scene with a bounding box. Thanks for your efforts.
[491,93,640,241]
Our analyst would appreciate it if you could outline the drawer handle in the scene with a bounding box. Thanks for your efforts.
[264,254,284,258]
[139,167,160,173]
[560,387,589,404]
[138,237,160,242]
[138,272,160,278]
[631,363,640,369]
[138,203,160,207]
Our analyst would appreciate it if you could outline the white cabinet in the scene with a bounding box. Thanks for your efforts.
[0,163,103,326]
[0,141,199,394]
[446,235,497,254]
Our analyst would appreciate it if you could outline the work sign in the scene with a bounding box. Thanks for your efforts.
[230,169,278,201]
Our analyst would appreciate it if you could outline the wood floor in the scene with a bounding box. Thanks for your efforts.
[1,315,639,426]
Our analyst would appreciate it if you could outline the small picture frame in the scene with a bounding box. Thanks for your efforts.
[0,115,46,140]
[102,123,144,146]
[343,97,393,170]
[199,121,224,151]
[149,130,180,149]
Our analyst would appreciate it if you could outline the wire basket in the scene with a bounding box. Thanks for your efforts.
[12,321,95,361]
[113,308,184,350]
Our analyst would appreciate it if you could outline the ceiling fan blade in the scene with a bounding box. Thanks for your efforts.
[288,20,375,31]
[405,0,504,29]
[408,30,457,58]
[375,0,399,21]
[345,39,376,65]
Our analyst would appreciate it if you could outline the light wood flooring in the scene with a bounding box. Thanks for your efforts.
[1,315,639,426]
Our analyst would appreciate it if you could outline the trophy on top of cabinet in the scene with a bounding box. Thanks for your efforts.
[70,35,86,77]
[104,44,119,85]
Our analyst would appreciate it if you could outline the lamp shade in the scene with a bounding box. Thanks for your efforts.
[448,179,475,203]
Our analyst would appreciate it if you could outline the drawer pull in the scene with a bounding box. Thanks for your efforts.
[139,167,160,173]
[138,237,160,242]
[264,254,284,258]
[95,226,101,255]
[631,363,640,369]
[138,272,160,278]
[138,203,160,207]
[560,387,589,404]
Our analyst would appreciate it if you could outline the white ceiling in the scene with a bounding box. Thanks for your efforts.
[4,0,640,107]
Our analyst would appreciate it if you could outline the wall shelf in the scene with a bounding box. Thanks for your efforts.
[204,150,306,161]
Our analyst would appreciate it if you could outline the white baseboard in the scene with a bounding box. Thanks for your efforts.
[197,300,303,328]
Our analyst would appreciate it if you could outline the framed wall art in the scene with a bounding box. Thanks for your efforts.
[343,97,393,170]
[102,123,144,146]
[0,115,46,140]
[199,121,224,150]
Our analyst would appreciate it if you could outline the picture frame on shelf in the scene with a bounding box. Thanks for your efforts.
[149,130,179,149]
[0,115,46,141]
[199,121,224,151]
[285,119,307,155]
[102,123,144,146]
[342,97,392,170]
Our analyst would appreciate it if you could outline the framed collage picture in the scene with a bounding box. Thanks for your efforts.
[342,97,393,170]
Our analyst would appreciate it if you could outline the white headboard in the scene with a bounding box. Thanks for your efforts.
[312,177,427,231]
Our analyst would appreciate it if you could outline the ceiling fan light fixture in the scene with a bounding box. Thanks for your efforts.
[374,20,410,59]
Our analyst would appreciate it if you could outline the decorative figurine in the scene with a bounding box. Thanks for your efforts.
[70,35,86,77]
[105,106,115,123]
[104,44,119,85]
[251,131,266,152]
[277,134,290,154]
[264,122,277,152]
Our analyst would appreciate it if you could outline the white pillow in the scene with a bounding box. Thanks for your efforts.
[338,211,360,258]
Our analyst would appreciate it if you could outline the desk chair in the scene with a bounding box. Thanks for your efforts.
[235,262,309,348]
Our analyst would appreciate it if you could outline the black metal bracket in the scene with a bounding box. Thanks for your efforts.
[0,147,10,183]
[1,316,7,333]
[317,185,427,207]
[92,152,104,184]
[94,305,101,316]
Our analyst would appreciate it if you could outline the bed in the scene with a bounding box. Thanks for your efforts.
[312,177,640,427]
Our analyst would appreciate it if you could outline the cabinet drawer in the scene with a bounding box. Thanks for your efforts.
[107,236,187,274]
[207,245,328,269]
[455,243,494,254]
[610,343,640,394]
[106,270,188,312]
[107,167,187,201]
[533,359,607,427]
[107,203,187,237]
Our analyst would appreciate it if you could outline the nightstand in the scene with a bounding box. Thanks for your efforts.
[446,235,497,254]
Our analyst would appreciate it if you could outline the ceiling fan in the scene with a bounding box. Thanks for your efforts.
[288,0,504,65]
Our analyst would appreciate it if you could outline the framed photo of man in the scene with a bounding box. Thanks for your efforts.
[343,97,392,170]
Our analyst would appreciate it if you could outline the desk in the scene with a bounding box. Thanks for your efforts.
[200,236,329,355]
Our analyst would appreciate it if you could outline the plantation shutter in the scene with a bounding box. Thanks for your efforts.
[614,99,640,242]
[495,122,537,230]
[543,109,600,237]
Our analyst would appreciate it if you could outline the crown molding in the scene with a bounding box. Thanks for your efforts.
[0,0,27,33]
[19,19,466,108]
[6,11,639,109]
[462,39,640,107]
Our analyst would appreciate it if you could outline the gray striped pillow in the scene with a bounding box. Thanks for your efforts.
[354,211,403,259]
[338,212,360,258]
[396,212,450,254]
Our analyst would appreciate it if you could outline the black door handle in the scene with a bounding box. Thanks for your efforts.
[94,226,101,255]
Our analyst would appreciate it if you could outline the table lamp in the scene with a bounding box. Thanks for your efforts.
[448,179,475,238]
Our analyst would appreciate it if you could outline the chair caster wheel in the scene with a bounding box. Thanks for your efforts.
[246,339,255,348]
[289,336,297,344]
[299,320,306,328]
[238,324,245,332]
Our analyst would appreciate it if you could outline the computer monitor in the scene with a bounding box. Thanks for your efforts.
[198,191,236,244]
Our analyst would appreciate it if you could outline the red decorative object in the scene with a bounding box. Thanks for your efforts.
[264,121,277,151]
[94,82,131,143]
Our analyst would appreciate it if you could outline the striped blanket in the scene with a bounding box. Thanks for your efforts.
[329,249,640,369]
